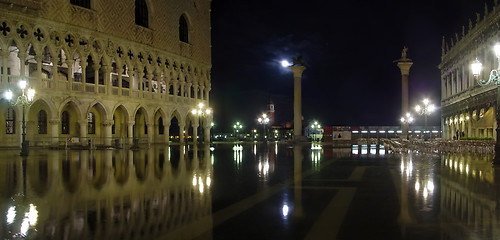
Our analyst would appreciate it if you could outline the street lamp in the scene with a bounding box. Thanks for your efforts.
[310,121,322,141]
[191,102,213,142]
[233,121,243,138]
[3,80,35,156]
[400,112,414,140]
[414,98,436,140]
[471,42,500,162]
[257,113,269,141]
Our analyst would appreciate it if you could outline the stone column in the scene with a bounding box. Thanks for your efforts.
[395,48,413,140]
[103,120,114,146]
[93,63,100,93]
[49,119,60,147]
[79,120,88,146]
[19,52,27,78]
[289,65,306,141]
[147,123,153,144]
[204,125,211,143]
[80,59,87,92]
[179,122,185,143]
[127,121,135,145]
[192,120,199,143]
[164,119,171,144]
[2,52,8,83]
[103,65,112,95]
[67,59,74,84]
[117,65,123,96]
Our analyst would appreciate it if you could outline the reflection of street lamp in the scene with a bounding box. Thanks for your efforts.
[3,80,35,156]
[191,103,213,142]
[471,43,500,162]
[257,113,269,141]
[415,98,435,139]
[400,112,414,140]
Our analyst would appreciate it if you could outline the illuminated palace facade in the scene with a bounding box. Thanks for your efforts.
[0,0,212,147]
[439,4,500,140]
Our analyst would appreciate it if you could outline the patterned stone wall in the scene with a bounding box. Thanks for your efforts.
[0,0,211,65]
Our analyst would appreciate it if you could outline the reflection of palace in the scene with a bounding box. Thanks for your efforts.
[439,5,499,140]
[440,153,497,239]
[0,0,212,147]
[0,146,213,239]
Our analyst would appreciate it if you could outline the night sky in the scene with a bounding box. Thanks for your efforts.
[210,0,489,132]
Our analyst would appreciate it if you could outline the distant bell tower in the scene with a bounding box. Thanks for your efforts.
[267,98,275,125]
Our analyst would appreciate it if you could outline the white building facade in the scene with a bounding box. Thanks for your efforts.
[0,0,212,147]
[439,3,500,140]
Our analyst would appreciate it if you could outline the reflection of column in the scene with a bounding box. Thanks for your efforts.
[192,145,199,170]
[399,153,411,237]
[293,144,304,218]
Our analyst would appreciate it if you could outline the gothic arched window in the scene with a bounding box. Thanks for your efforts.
[88,112,95,134]
[158,117,164,135]
[38,110,47,134]
[179,15,189,43]
[61,111,70,134]
[6,107,15,134]
[70,0,90,9]
[135,0,149,28]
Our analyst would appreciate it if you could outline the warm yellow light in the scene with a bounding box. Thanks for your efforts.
[198,103,204,109]
[494,43,500,58]
[471,58,482,76]
[206,109,212,114]
[4,90,13,100]
[192,109,197,115]
[27,88,35,101]
[415,105,421,112]
[18,80,27,90]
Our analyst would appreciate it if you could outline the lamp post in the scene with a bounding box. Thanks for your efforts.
[3,80,35,156]
[415,98,436,140]
[233,122,243,138]
[191,102,212,143]
[310,121,322,141]
[400,112,414,140]
[471,42,500,162]
[257,113,269,141]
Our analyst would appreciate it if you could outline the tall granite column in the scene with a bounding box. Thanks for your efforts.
[289,65,306,141]
[395,47,413,140]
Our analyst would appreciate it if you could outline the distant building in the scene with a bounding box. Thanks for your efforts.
[0,0,212,147]
[439,3,500,140]
[267,97,275,125]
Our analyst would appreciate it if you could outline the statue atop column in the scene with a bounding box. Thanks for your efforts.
[292,56,305,66]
